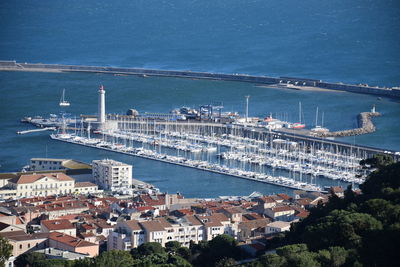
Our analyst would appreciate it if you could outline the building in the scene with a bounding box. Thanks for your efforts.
[107,213,236,251]
[0,173,101,199]
[264,206,296,222]
[8,173,75,198]
[48,232,99,257]
[74,182,99,195]
[92,159,132,192]
[28,158,91,172]
[34,247,91,261]
[265,221,291,235]
[0,222,25,233]
[329,186,345,198]
[0,231,48,258]
[41,219,76,237]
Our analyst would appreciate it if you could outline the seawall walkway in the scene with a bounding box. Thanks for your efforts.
[1,60,400,98]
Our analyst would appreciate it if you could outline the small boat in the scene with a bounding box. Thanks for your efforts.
[292,122,306,129]
[59,89,70,107]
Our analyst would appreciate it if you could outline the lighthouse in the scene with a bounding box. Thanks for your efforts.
[98,85,106,125]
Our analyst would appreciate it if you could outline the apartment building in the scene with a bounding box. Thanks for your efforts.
[107,213,236,251]
[92,159,132,192]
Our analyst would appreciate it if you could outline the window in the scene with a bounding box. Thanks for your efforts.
[19,244,22,249]
[28,243,30,248]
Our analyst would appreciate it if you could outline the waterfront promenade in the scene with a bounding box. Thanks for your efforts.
[1,60,399,98]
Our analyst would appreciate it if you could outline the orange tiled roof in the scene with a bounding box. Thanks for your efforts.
[49,232,97,248]
[12,173,74,184]
[75,182,97,188]
[41,219,75,231]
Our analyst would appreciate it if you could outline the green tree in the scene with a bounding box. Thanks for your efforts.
[276,244,320,267]
[176,247,191,261]
[208,234,240,261]
[317,247,348,267]
[360,162,400,196]
[71,258,94,267]
[360,198,400,225]
[0,236,12,267]
[135,242,165,257]
[303,210,382,250]
[258,254,287,267]
[276,244,308,258]
[165,241,181,253]
[34,259,70,267]
[15,252,46,267]
[94,250,135,267]
[166,254,192,267]
[215,257,236,267]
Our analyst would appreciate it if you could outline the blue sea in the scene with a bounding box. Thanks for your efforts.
[0,0,399,197]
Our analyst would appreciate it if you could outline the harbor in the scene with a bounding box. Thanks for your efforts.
[12,82,398,194]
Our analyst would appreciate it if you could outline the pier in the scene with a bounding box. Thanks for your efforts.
[315,112,381,138]
[1,60,400,98]
[16,127,56,135]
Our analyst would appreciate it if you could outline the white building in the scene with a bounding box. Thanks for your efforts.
[0,173,101,199]
[8,173,75,198]
[107,213,236,251]
[265,221,291,235]
[74,182,100,195]
[92,159,132,192]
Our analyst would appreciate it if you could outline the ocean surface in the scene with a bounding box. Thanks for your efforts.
[0,0,399,197]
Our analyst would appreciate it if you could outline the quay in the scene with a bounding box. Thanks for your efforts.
[1,60,400,98]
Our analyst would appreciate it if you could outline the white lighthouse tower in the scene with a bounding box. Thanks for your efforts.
[98,85,106,126]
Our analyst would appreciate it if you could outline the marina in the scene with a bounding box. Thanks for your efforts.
[49,133,323,192]
[13,83,397,194]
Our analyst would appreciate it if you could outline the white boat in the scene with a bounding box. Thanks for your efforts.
[59,89,70,107]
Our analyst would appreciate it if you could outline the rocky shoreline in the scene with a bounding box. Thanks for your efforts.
[316,112,381,137]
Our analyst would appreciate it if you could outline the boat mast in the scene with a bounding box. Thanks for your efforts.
[299,102,302,123]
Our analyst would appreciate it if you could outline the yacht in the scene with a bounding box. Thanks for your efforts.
[59,89,70,107]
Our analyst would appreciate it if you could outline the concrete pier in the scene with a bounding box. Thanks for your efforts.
[1,60,400,98]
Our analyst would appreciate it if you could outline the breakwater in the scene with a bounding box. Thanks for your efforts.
[1,60,400,98]
[316,112,381,138]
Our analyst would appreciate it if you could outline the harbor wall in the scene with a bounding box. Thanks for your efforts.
[1,61,400,98]
[316,112,381,138]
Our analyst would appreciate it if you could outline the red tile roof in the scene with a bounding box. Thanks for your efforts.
[49,232,97,248]
[75,182,97,188]
[41,219,75,231]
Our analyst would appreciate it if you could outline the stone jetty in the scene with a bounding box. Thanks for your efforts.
[316,112,381,138]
